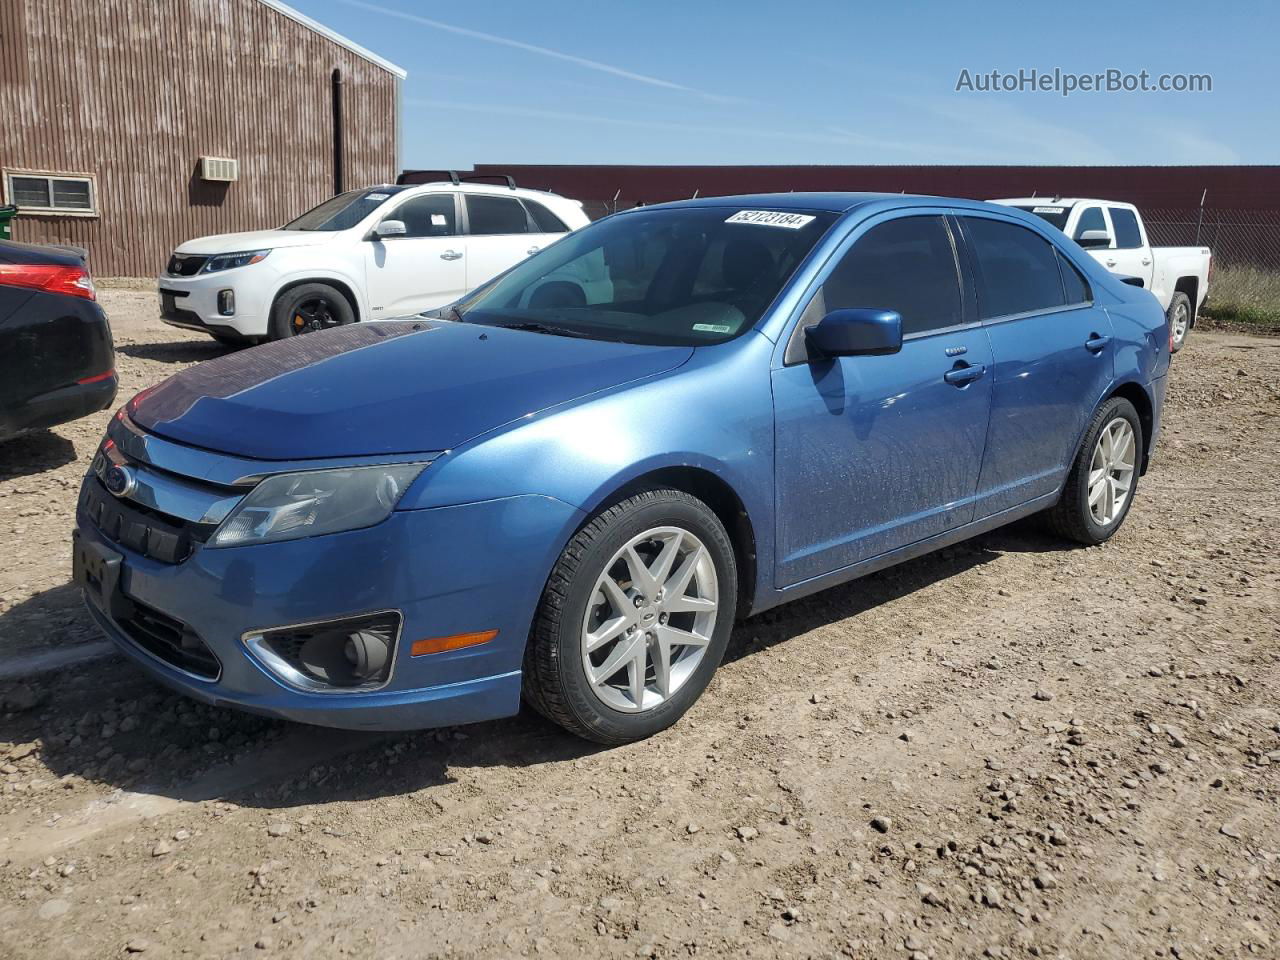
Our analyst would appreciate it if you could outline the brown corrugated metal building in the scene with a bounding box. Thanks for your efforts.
[0,0,404,276]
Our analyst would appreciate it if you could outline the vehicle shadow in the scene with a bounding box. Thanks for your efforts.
[0,429,78,479]
[116,340,237,364]
[1,518,1073,813]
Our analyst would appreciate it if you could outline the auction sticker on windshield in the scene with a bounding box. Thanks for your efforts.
[1033,206,1066,215]
[725,210,816,229]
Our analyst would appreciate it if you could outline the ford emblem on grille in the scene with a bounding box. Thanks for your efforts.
[104,464,137,498]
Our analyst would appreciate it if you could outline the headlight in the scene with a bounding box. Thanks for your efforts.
[202,249,271,273]
[210,463,427,548]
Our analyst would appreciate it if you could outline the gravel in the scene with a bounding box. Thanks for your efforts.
[0,292,1276,958]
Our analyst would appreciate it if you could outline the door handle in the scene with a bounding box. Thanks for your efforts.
[527,246,540,255]
[1141,258,1151,266]
[440,250,463,261]
[1105,259,1117,268]
[1085,333,1111,354]
[944,362,986,386]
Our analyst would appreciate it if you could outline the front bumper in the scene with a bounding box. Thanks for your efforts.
[76,490,584,730]
[157,268,271,338]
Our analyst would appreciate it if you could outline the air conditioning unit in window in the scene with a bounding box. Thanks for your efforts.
[200,156,238,182]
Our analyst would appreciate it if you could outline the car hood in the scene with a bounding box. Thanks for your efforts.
[175,229,336,254]
[128,321,694,460]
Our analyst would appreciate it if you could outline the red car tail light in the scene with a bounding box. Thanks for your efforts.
[0,263,97,300]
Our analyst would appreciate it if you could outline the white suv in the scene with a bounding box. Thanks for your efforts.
[158,178,589,343]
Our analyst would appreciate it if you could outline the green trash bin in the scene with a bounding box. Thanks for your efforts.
[0,205,16,241]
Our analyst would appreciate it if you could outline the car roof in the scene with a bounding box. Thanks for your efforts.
[630,192,1032,217]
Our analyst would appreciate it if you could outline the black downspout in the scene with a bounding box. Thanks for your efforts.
[331,68,344,195]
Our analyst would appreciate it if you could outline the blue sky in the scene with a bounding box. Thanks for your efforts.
[290,0,1275,169]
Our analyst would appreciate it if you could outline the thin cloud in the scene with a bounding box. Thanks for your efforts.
[404,98,1002,162]
[339,0,738,103]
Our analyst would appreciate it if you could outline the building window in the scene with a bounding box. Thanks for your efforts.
[4,170,97,215]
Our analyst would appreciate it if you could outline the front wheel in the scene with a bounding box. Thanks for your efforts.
[1046,397,1143,545]
[523,489,738,744]
[269,283,354,340]
[1167,291,1192,353]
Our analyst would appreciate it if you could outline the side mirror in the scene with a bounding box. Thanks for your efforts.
[375,219,406,239]
[1118,275,1146,288]
[1076,229,1111,249]
[805,308,902,358]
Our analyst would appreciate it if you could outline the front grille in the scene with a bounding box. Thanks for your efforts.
[80,476,201,564]
[116,598,220,680]
[167,254,207,276]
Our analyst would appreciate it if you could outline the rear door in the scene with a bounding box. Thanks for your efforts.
[462,194,540,289]
[771,212,994,586]
[364,192,466,316]
[957,214,1115,517]
[1104,206,1155,289]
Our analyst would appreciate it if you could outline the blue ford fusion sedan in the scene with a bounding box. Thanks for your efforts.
[75,194,1169,744]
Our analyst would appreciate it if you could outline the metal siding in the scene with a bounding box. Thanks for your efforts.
[0,0,398,276]
[401,164,1280,216]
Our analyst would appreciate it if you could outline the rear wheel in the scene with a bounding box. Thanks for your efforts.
[1046,397,1142,545]
[523,489,737,744]
[269,283,354,340]
[1167,291,1192,353]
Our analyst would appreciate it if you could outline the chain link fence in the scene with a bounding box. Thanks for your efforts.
[1144,207,1280,270]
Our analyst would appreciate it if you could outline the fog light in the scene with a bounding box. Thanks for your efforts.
[217,289,235,316]
[243,612,400,692]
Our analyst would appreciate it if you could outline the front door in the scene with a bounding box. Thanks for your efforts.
[364,193,466,317]
[772,214,994,587]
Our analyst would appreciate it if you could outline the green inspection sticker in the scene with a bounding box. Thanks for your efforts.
[692,323,733,333]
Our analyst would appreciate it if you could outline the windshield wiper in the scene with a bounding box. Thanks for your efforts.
[484,320,597,340]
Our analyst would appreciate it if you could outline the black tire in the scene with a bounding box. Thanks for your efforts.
[269,283,354,340]
[1046,397,1143,545]
[523,489,738,745]
[1167,291,1192,353]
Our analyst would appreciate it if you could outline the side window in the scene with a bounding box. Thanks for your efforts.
[821,215,963,336]
[1108,207,1143,249]
[386,194,456,238]
[963,217,1067,319]
[466,195,531,235]
[1058,250,1092,304]
[1072,206,1108,242]
[522,198,569,233]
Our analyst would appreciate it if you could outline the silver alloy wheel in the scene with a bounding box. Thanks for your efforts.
[1088,417,1137,526]
[1172,300,1190,346]
[580,526,719,713]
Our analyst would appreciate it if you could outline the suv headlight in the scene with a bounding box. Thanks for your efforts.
[202,249,271,273]
[210,463,428,548]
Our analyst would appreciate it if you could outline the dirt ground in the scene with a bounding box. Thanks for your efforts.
[0,286,1277,960]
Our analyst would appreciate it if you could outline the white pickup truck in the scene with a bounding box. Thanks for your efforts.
[991,198,1211,351]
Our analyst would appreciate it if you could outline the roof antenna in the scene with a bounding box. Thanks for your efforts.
[691,188,699,199]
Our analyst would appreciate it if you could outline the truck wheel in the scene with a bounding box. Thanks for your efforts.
[1167,292,1192,353]
[522,489,738,745]
[1046,396,1143,546]
[269,283,354,340]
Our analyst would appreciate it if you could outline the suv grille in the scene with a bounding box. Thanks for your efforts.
[167,254,207,276]
[117,599,220,680]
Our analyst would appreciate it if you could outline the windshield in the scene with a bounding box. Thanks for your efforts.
[1012,204,1072,231]
[449,206,837,346]
[284,187,406,231]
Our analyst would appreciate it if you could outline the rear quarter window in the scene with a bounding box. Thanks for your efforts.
[522,198,569,233]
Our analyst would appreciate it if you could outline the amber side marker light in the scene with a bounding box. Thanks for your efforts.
[411,630,498,657]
